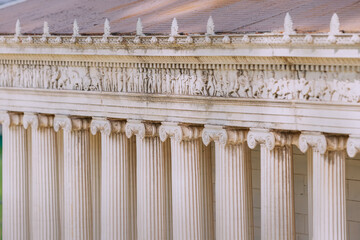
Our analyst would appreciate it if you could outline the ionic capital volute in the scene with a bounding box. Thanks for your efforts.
[159,122,202,142]
[202,125,246,146]
[54,115,90,132]
[247,128,293,150]
[298,132,327,154]
[90,118,111,136]
[125,120,158,139]
[0,112,23,127]
[347,135,360,157]
[0,111,11,127]
[23,113,54,129]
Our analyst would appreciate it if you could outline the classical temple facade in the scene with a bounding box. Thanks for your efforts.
[1,9,360,240]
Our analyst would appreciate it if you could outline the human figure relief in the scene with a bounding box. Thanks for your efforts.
[89,67,102,91]
[251,70,265,98]
[174,69,181,94]
[155,68,162,94]
[207,70,215,96]
[57,68,70,89]
[49,66,60,89]
[188,69,196,95]
[42,65,52,89]
[138,68,144,93]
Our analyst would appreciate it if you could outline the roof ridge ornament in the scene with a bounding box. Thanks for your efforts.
[329,13,340,35]
[72,19,80,37]
[103,18,111,37]
[328,13,340,44]
[15,19,21,37]
[206,16,215,35]
[171,18,179,36]
[42,21,50,37]
[169,18,179,43]
[284,12,295,35]
[136,18,144,36]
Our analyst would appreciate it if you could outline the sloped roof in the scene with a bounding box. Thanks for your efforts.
[0,0,360,35]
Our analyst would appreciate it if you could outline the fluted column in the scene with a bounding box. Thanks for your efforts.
[202,125,253,240]
[91,118,137,240]
[0,112,29,240]
[23,113,60,240]
[159,122,214,240]
[126,120,172,240]
[247,129,295,240]
[90,132,101,240]
[299,132,347,240]
[54,115,92,240]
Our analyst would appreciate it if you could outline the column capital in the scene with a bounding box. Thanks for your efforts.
[159,122,202,142]
[347,135,360,157]
[202,125,246,146]
[90,118,111,136]
[125,120,158,139]
[0,112,22,127]
[23,113,54,129]
[299,132,346,154]
[54,115,90,132]
[247,128,293,150]
[298,132,327,154]
[0,111,10,127]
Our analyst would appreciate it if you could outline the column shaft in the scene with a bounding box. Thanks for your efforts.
[136,137,172,240]
[90,133,101,240]
[299,133,347,240]
[261,145,295,240]
[215,142,253,240]
[171,138,214,240]
[101,131,137,240]
[2,123,29,240]
[30,125,60,240]
[57,130,64,240]
[63,129,92,240]
[312,151,346,240]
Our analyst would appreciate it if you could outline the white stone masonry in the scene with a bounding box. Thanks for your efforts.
[90,118,137,240]
[125,120,172,240]
[23,113,60,240]
[299,133,347,240]
[0,112,29,240]
[159,123,214,240]
[247,129,295,240]
[54,116,92,240]
[202,125,253,240]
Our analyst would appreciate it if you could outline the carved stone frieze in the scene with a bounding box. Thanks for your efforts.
[1,62,360,103]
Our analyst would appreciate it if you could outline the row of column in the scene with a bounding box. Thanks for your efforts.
[0,112,356,240]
